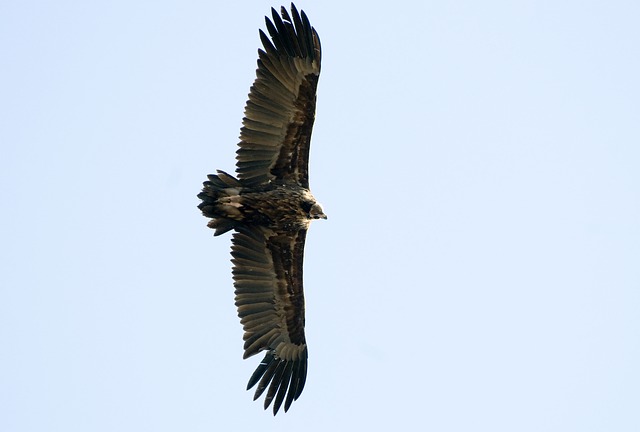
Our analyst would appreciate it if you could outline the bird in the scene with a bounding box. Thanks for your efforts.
[197,3,324,415]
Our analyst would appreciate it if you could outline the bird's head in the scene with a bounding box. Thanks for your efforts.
[309,202,327,220]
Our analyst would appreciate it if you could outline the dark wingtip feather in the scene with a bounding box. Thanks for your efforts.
[259,29,276,54]
[289,4,306,56]
[263,361,286,411]
[254,372,276,402]
[272,361,294,414]
[293,358,307,400]
[247,352,274,391]
[283,360,301,412]
[264,13,279,41]
[246,350,307,414]
[280,5,291,23]
[270,5,295,57]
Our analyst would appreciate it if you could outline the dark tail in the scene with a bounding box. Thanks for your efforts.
[197,170,244,236]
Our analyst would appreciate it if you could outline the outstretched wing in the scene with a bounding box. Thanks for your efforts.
[231,225,308,414]
[236,4,321,189]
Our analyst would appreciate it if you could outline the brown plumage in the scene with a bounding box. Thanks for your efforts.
[197,3,324,415]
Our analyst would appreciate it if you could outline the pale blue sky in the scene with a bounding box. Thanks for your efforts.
[2,1,639,430]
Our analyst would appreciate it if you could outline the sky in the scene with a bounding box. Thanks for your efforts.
[1,0,639,430]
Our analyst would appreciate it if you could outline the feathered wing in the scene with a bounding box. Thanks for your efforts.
[236,4,321,189]
[231,225,308,414]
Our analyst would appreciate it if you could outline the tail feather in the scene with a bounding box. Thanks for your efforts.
[207,217,238,236]
[216,170,242,187]
[198,170,244,236]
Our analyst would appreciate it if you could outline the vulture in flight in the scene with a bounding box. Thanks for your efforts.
[197,3,324,415]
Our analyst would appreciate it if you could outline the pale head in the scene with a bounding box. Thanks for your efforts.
[309,202,327,220]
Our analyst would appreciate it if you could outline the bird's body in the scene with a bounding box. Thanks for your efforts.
[197,3,324,415]
[201,173,323,234]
